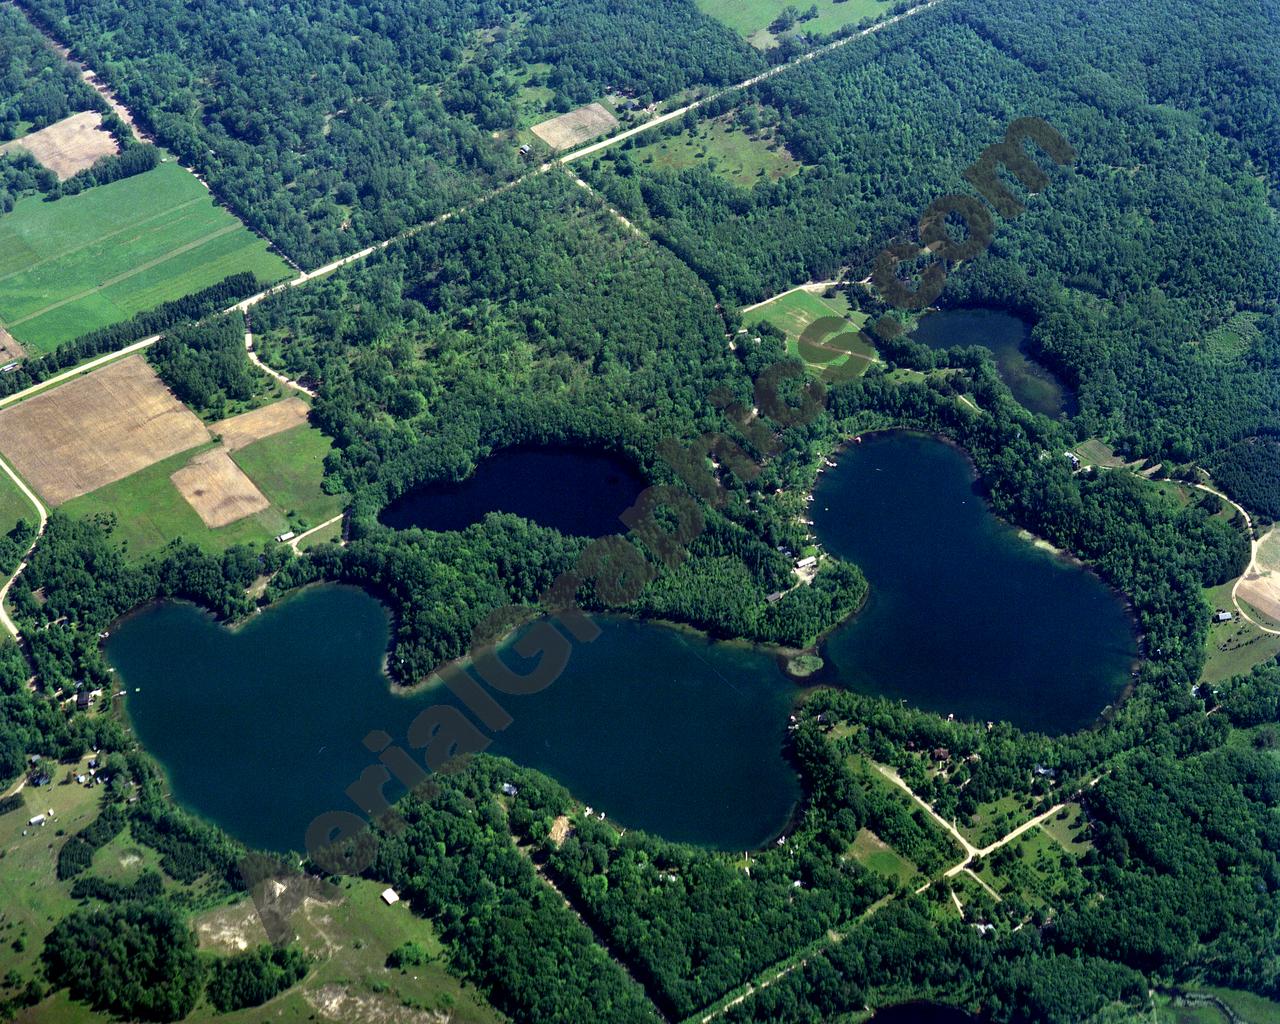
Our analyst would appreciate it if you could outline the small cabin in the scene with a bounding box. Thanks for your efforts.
[518,143,532,157]
[1214,610,1234,623]
[1064,451,1081,470]
[796,555,818,570]
[380,888,400,905]
[275,531,296,543]
[500,782,519,797]
[76,690,90,710]
[0,361,19,373]
[28,814,45,827]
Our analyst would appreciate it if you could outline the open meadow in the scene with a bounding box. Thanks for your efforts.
[0,161,289,354]
[629,113,799,188]
[695,0,891,46]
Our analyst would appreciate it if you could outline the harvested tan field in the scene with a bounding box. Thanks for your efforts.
[171,449,270,527]
[0,111,119,181]
[213,397,309,451]
[531,103,619,150]
[0,355,209,504]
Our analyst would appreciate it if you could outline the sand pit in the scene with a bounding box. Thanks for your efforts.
[0,355,210,504]
[213,397,309,451]
[171,449,270,527]
[531,103,619,150]
[0,111,119,181]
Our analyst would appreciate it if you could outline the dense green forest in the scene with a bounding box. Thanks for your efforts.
[1207,438,1280,522]
[582,0,1280,461]
[17,0,760,265]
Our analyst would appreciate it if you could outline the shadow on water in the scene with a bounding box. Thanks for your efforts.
[909,308,1077,419]
[379,445,646,537]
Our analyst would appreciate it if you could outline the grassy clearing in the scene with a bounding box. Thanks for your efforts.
[186,879,503,1024]
[744,288,874,378]
[1037,802,1093,857]
[0,464,35,536]
[695,0,890,45]
[849,828,916,885]
[1075,438,1134,469]
[957,793,1036,849]
[229,423,346,530]
[1202,987,1280,1023]
[299,518,344,551]
[1198,312,1264,362]
[970,825,1086,911]
[630,112,799,187]
[1201,582,1280,682]
[60,444,288,559]
[0,162,289,354]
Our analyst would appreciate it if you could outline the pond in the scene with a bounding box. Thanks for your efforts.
[814,432,1137,734]
[909,308,1077,418]
[110,587,800,854]
[379,446,647,537]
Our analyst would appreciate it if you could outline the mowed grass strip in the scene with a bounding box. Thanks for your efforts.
[0,161,290,353]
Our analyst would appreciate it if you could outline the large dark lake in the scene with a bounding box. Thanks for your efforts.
[910,308,1076,418]
[111,434,1137,852]
[379,446,646,536]
[110,589,800,853]
[814,432,1136,733]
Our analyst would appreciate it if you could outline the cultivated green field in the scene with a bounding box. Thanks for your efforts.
[631,115,798,187]
[696,0,890,46]
[229,423,347,528]
[743,288,875,377]
[849,828,916,885]
[0,162,290,354]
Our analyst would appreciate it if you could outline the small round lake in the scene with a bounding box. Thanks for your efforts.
[910,308,1076,419]
[110,587,800,854]
[814,432,1136,734]
[380,446,647,537]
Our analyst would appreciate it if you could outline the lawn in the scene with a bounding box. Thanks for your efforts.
[1201,581,1280,683]
[229,423,347,530]
[630,113,799,188]
[60,444,289,559]
[743,288,874,379]
[0,161,290,354]
[1037,802,1093,857]
[695,0,891,45]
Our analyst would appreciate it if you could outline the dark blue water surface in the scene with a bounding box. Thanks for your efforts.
[910,308,1077,418]
[815,432,1135,733]
[111,589,800,853]
[380,446,646,536]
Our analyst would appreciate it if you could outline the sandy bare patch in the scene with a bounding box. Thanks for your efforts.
[0,111,119,181]
[0,326,24,362]
[307,984,450,1024]
[1239,528,1280,626]
[531,103,618,150]
[549,814,572,848]
[195,900,270,953]
[172,449,269,527]
[0,355,210,504]
[213,397,309,451]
